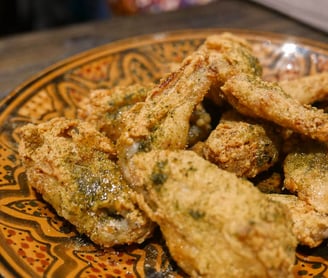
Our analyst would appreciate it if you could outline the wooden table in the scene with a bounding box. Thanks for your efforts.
[0,0,327,99]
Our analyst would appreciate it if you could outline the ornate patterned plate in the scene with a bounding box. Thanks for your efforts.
[0,29,328,278]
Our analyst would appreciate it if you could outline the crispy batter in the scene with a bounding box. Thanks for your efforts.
[283,139,328,214]
[117,33,262,180]
[280,72,328,105]
[207,72,328,114]
[269,194,328,248]
[196,35,283,178]
[117,53,214,156]
[202,33,262,106]
[129,150,297,278]
[204,33,262,82]
[78,84,211,146]
[18,118,154,247]
[16,33,328,276]
[203,110,281,178]
[78,84,152,142]
[221,73,328,142]
[116,49,215,182]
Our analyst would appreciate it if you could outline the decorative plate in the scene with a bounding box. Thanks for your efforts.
[0,29,328,278]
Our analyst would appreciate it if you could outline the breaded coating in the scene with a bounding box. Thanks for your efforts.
[204,33,262,82]
[202,33,262,105]
[269,194,328,248]
[203,110,281,178]
[280,72,328,105]
[117,52,214,163]
[283,139,328,214]
[17,33,320,275]
[116,53,214,183]
[129,150,297,278]
[221,73,328,142]
[78,84,152,142]
[117,33,261,179]
[18,118,154,247]
[78,84,211,146]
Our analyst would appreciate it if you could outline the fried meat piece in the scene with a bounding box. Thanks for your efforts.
[204,33,262,82]
[116,51,215,183]
[117,51,214,166]
[18,118,154,247]
[117,33,261,180]
[129,150,297,278]
[78,84,152,142]
[202,33,262,106]
[203,110,281,178]
[221,73,328,142]
[78,84,211,147]
[269,194,328,248]
[280,72,328,105]
[283,139,328,214]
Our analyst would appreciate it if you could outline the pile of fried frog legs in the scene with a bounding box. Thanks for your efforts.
[18,33,328,277]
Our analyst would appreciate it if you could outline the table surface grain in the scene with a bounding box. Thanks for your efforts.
[0,0,327,99]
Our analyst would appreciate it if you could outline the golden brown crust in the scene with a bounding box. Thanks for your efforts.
[117,33,262,181]
[221,73,328,142]
[18,118,154,247]
[280,72,328,105]
[203,110,281,178]
[269,194,328,248]
[78,84,152,142]
[16,33,328,276]
[283,139,328,214]
[129,150,297,278]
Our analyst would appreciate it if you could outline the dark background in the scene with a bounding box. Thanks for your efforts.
[0,0,111,37]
